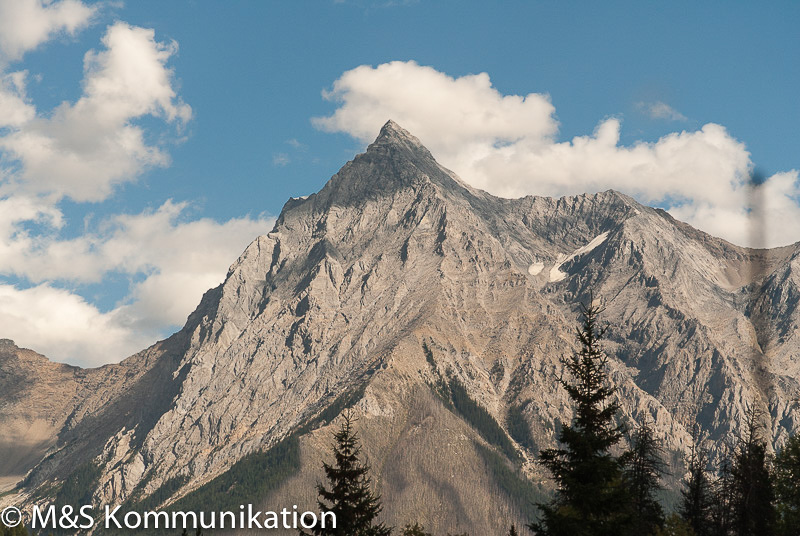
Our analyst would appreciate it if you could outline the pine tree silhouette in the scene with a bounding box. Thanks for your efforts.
[680,438,713,536]
[710,449,736,536]
[528,299,628,536]
[401,522,432,536]
[0,523,30,535]
[622,419,666,535]
[730,407,775,536]
[774,432,800,536]
[304,410,391,536]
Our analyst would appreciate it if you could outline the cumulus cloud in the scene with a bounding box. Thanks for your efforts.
[0,283,154,367]
[87,203,274,335]
[0,199,271,284]
[0,0,96,63]
[0,200,274,366]
[0,6,270,367]
[313,60,557,152]
[314,61,800,248]
[0,71,35,127]
[0,21,191,202]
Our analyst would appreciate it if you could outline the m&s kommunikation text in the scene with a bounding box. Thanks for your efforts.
[26,503,336,530]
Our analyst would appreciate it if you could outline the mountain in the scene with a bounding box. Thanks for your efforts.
[2,120,800,533]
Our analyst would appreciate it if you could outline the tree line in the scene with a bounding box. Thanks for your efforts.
[528,300,800,536]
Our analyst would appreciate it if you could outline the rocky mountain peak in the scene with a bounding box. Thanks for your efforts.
[310,119,467,211]
[367,119,432,157]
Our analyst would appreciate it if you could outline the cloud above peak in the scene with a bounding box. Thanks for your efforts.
[315,61,800,248]
[313,60,558,150]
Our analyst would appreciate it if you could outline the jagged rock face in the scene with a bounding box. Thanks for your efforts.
[3,120,800,533]
[0,336,185,494]
[0,340,80,493]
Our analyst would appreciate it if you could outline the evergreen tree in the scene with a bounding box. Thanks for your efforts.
[0,524,29,536]
[304,410,391,536]
[729,407,775,536]
[509,524,520,536]
[681,440,713,536]
[654,514,697,536]
[774,433,800,536]
[528,300,628,536]
[401,523,432,536]
[710,451,736,536]
[622,419,666,535]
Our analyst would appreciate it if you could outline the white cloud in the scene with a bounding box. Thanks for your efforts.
[314,61,800,248]
[313,60,557,153]
[0,201,274,366]
[0,199,271,283]
[0,22,191,202]
[0,0,96,63]
[96,203,274,335]
[639,101,688,122]
[0,283,153,367]
[0,71,35,127]
[670,170,800,250]
[0,9,272,367]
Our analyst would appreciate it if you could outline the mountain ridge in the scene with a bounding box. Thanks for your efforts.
[2,120,800,533]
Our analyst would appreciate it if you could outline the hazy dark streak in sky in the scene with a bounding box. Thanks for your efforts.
[746,169,774,427]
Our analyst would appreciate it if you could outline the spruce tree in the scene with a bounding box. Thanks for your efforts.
[729,407,775,536]
[509,524,520,536]
[622,419,666,535]
[528,300,628,536]
[305,410,391,536]
[0,524,30,536]
[653,514,696,536]
[401,523,432,536]
[774,433,800,536]
[710,451,736,536]
[680,441,713,536]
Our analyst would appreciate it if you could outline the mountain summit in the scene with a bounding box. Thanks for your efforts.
[371,119,430,153]
[315,119,474,209]
[3,122,800,533]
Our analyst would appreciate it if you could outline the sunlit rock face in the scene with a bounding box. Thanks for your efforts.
[3,121,799,534]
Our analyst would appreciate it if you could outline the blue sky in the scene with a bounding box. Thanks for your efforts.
[0,0,797,365]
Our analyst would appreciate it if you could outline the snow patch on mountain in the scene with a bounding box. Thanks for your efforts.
[528,261,544,275]
[549,231,610,282]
